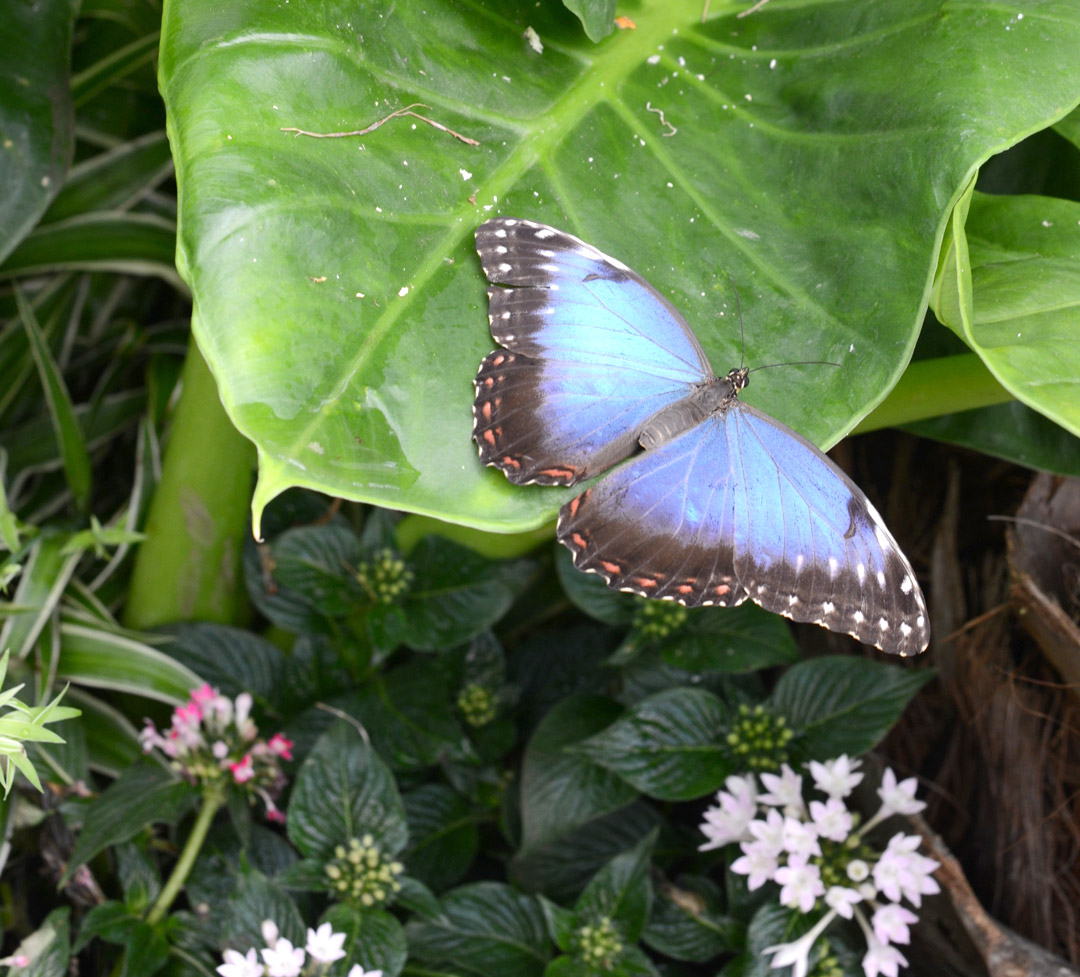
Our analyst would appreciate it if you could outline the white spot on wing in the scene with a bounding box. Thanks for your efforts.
[535,228,555,239]
[901,576,913,594]
[877,571,886,588]
[828,557,839,577]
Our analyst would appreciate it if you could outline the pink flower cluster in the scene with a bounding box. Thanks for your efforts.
[140,684,293,823]
[700,757,939,977]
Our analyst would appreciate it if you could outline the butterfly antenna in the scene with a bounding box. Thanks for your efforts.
[725,272,746,369]
[748,360,842,374]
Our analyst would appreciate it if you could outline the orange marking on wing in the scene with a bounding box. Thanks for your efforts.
[567,495,582,518]
[484,377,494,388]
[482,430,496,447]
[481,401,492,421]
[539,467,576,481]
[601,560,622,575]
[492,354,506,367]
[494,426,502,437]
[714,584,731,596]
[635,577,658,589]
[571,532,588,550]
[677,584,694,595]
[502,456,521,469]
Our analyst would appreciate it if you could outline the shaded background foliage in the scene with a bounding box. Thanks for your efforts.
[1,0,1080,974]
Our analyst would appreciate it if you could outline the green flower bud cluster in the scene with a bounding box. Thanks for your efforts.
[576,916,623,970]
[724,703,794,771]
[457,683,497,728]
[355,549,414,604]
[631,598,688,640]
[324,834,404,907]
[812,942,842,977]
[812,829,874,891]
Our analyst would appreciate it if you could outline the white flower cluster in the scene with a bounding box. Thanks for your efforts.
[216,921,381,977]
[699,757,939,977]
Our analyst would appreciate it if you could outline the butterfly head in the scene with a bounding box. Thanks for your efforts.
[726,366,750,394]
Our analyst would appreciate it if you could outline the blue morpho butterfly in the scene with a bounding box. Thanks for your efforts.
[472,217,929,657]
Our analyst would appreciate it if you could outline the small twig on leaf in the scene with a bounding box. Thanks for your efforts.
[646,102,677,137]
[737,0,773,17]
[281,102,479,146]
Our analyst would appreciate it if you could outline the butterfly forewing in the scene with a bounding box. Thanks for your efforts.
[473,218,711,486]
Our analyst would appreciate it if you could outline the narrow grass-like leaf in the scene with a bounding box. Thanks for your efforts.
[15,286,91,511]
[0,534,79,660]
[56,622,202,704]
[0,213,181,289]
[44,131,173,222]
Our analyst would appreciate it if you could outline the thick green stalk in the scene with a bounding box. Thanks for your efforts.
[124,335,254,628]
[853,353,1010,434]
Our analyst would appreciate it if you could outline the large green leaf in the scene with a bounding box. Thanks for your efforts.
[0,0,77,265]
[158,0,1080,536]
[931,189,1080,438]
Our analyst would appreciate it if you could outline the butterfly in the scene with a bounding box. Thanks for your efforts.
[472,217,929,657]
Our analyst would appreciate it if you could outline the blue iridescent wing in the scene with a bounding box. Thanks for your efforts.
[557,403,929,657]
[473,217,712,486]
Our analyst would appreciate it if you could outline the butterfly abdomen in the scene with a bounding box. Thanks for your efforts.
[639,374,739,451]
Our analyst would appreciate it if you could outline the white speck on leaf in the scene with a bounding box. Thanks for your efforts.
[308,442,325,455]
[647,54,661,64]
[524,26,543,53]
[460,168,472,180]
[398,286,409,297]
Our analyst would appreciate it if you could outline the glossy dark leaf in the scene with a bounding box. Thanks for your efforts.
[321,903,408,977]
[403,783,479,892]
[64,763,197,884]
[574,830,656,943]
[643,875,741,963]
[399,537,535,651]
[576,688,733,801]
[287,721,408,860]
[768,656,933,761]
[405,882,550,977]
[160,622,287,703]
[519,694,639,852]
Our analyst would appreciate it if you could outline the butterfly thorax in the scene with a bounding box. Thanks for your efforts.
[637,367,747,451]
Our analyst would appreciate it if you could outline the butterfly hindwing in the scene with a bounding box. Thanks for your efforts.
[558,406,929,657]
[473,218,712,486]
[729,405,928,656]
